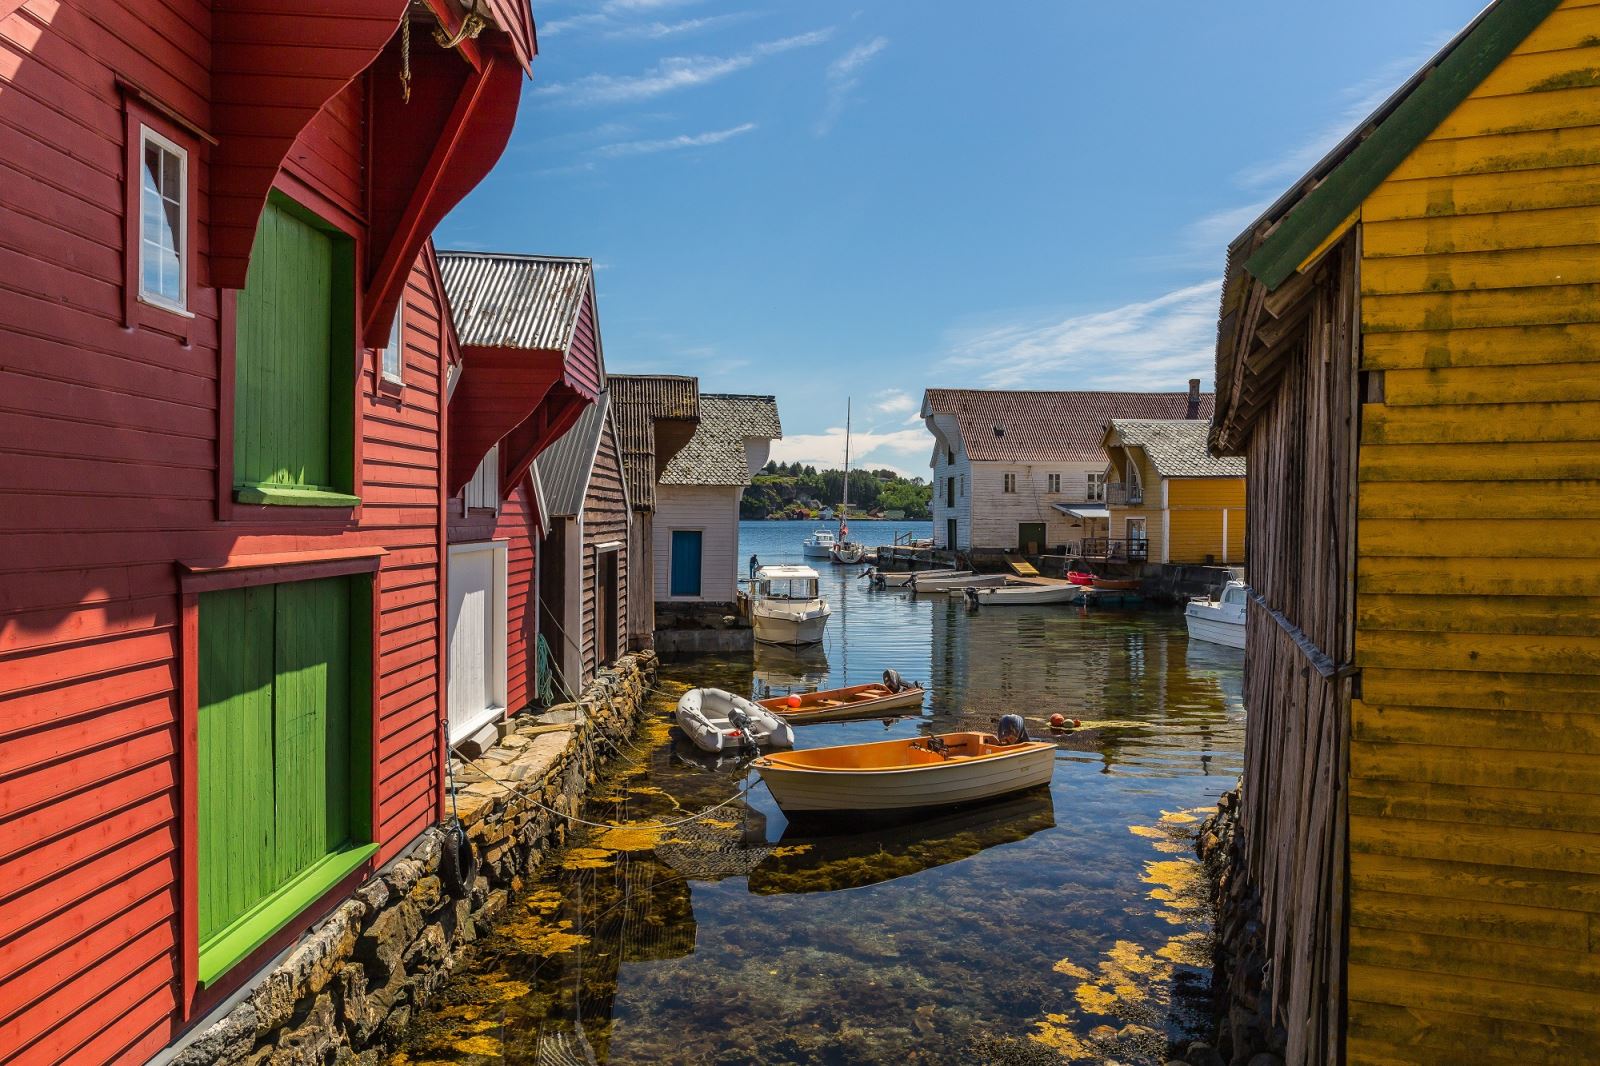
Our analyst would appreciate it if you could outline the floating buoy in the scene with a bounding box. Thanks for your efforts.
[1049,713,1066,728]
[786,694,802,709]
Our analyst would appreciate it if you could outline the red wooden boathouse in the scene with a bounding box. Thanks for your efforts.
[0,1,538,1059]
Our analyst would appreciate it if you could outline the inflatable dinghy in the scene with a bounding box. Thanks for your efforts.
[675,687,796,753]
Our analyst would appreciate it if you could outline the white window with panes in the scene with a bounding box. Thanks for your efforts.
[1003,473,1016,494]
[466,444,500,513]
[381,302,404,384]
[1047,473,1061,493]
[1087,472,1106,502]
[139,126,187,312]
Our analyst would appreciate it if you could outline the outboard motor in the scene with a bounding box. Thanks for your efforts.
[963,586,981,612]
[727,706,758,749]
[996,713,1030,745]
[883,668,906,693]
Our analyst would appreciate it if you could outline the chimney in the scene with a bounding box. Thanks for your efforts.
[1186,378,1201,420]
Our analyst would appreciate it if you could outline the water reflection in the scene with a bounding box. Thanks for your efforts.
[393,522,1244,1066]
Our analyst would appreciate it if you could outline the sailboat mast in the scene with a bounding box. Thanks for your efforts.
[840,398,851,534]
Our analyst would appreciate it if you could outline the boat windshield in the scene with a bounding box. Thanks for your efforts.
[759,578,818,600]
[1222,585,1247,605]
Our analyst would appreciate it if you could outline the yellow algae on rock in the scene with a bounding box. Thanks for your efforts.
[1126,824,1166,840]
[593,823,671,852]
[452,1035,503,1057]
[1104,940,1163,978]
[1052,957,1092,979]
[1028,1013,1093,1060]
[561,846,617,870]
[1157,931,1211,966]
[1157,809,1198,826]
[1074,981,1119,1015]
[770,844,812,857]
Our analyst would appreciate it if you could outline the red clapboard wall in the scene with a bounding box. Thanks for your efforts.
[0,0,532,1057]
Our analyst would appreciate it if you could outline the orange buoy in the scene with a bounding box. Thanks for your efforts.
[1049,713,1066,728]
[786,694,802,709]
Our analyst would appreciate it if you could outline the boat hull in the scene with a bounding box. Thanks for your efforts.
[756,734,1056,812]
[1185,606,1245,649]
[801,544,834,559]
[907,573,1007,593]
[675,688,796,753]
[956,584,1082,605]
[873,568,960,588]
[760,684,925,723]
[753,609,829,647]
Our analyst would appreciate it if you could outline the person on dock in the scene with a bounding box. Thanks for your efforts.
[748,553,760,581]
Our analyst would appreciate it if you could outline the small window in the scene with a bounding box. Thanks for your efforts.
[1047,473,1061,494]
[139,126,187,312]
[946,447,955,465]
[1003,473,1016,494]
[466,444,499,513]
[1087,472,1106,502]
[380,303,404,384]
[960,474,967,497]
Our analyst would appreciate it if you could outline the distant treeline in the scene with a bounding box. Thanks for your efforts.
[741,461,932,520]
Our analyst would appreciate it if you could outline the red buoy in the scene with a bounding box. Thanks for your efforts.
[786,694,802,709]
[1049,713,1066,728]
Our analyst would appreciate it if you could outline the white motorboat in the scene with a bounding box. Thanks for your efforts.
[754,731,1055,813]
[801,530,837,558]
[867,568,963,589]
[749,564,831,646]
[1185,580,1247,649]
[955,582,1082,605]
[675,687,795,753]
[906,571,1007,593]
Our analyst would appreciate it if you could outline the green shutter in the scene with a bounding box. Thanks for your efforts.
[197,575,375,985]
[233,193,359,507]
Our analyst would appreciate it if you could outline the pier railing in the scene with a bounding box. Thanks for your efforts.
[1074,537,1148,562]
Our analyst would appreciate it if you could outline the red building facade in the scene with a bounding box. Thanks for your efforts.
[0,2,535,1058]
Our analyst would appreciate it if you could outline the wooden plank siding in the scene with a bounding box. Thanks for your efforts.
[0,0,462,1047]
[1344,3,1600,1054]
[492,480,539,715]
[580,412,629,683]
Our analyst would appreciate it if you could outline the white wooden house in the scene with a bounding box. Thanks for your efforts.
[921,384,1212,553]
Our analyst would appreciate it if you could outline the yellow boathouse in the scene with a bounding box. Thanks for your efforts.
[1101,419,1246,566]
[1211,1,1600,1062]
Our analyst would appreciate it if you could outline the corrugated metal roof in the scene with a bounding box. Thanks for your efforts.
[609,375,700,511]
[921,389,1212,463]
[660,394,781,487]
[1108,419,1246,479]
[531,392,610,518]
[436,251,593,351]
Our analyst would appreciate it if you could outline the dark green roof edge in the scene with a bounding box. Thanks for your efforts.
[1245,0,1562,291]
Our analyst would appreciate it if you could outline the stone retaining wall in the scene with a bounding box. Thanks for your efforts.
[170,651,658,1066]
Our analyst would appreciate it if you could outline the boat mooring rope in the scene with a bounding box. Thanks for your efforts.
[455,754,757,832]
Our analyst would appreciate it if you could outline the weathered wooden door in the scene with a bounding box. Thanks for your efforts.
[946,518,958,549]
[1018,522,1046,554]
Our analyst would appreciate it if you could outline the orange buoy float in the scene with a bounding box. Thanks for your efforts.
[786,694,802,709]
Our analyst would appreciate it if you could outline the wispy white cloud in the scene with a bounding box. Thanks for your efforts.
[872,388,917,418]
[596,121,757,157]
[816,36,888,135]
[539,29,835,106]
[541,0,701,38]
[609,12,759,40]
[768,424,931,479]
[1141,200,1271,271]
[942,280,1220,391]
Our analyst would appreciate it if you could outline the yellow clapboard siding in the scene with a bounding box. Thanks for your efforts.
[1359,517,1600,558]
[1360,481,1600,520]
[1166,508,1224,565]
[1362,244,1600,294]
[1225,507,1244,561]
[1357,591,1600,635]
[1165,477,1244,508]
[1388,122,1600,182]
[1362,401,1600,443]
[1431,84,1600,142]
[1349,1002,1595,1066]
[1349,746,1600,801]
[1364,283,1600,334]
[1350,925,1600,989]
[1347,963,1600,1034]
[1359,440,1600,480]
[1351,850,1600,915]
[1354,702,1600,753]
[1361,321,1600,370]
[1355,629,1600,673]
[1363,163,1600,222]
[1522,2,1600,57]
[1349,776,1600,834]
[1347,884,1592,949]
[1362,666,1600,710]
[1471,45,1600,100]
[1365,202,1600,257]
[1381,362,1600,405]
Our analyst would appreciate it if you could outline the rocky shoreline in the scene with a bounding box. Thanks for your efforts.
[168,651,658,1066]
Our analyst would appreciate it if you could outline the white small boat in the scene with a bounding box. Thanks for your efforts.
[1185,580,1247,649]
[676,687,795,753]
[955,583,1082,605]
[906,571,1007,593]
[868,568,963,588]
[801,530,837,558]
[832,542,866,565]
[754,731,1055,813]
[749,564,830,646]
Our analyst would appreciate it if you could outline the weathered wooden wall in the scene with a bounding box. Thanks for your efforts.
[1346,5,1600,1056]
[1235,240,1360,1066]
[653,485,740,603]
[580,412,628,684]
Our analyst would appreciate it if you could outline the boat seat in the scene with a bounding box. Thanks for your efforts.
[945,754,973,762]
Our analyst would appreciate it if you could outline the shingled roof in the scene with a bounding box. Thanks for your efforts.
[1107,419,1246,479]
[436,252,594,352]
[609,375,700,511]
[660,394,781,487]
[921,389,1212,463]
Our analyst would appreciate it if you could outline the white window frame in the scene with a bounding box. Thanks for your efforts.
[446,540,509,745]
[1087,472,1106,502]
[960,473,967,497]
[1047,473,1061,494]
[138,125,189,315]
[1003,472,1016,494]
[380,301,405,384]
[465,443,500,514]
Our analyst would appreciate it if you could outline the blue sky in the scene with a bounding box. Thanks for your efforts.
[439,0,1486,476]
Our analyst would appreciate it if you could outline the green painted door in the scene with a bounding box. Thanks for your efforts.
[1018,522,1047,554]
[197,576,357,959]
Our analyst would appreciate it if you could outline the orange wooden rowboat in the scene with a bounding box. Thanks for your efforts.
[759,680,925,724]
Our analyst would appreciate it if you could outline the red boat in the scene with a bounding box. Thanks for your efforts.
[1066,570,1096,586]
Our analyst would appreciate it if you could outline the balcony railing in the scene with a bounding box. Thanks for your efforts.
[1105,482,1142,507]
[1074,537,1149,562]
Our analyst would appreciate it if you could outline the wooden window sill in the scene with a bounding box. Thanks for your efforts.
[198,841,378,986]
[235,484,361,508]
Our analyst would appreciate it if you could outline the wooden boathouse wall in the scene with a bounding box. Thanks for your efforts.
[580,412,629,683]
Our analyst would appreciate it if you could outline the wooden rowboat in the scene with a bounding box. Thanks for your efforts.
[1090,576,1140,591]
[759,681,925,723]
[753,732,1055,813]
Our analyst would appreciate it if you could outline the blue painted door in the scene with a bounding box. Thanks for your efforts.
[670,530,702,597]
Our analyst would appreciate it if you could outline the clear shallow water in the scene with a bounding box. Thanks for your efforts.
[394,521,1245,1066]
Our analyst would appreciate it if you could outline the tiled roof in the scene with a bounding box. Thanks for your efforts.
[436,252,592,351]
[921,389,1213,463]
[609,375,700,511]
[660,394,781,487]
[531,392,611,518]
[1108,419,1246,479]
